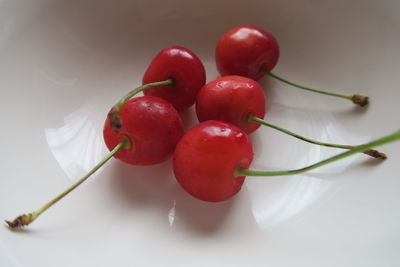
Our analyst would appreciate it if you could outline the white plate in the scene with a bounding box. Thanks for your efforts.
[1,0,399,266]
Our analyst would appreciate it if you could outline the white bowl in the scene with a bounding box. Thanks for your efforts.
[1,0,399,266]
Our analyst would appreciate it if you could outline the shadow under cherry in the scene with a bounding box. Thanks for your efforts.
[108,159,236,236]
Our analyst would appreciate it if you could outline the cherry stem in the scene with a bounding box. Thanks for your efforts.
[236,129,400,177]
[109,78,174,133]
[260,69,369,107]
[248,115,386,159]
[117,78,174,108]
[5,137,130,229]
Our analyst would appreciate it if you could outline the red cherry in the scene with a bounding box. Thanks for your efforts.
[216,25,369,106]
[195,76,386,158]
[216,25,279,81]
[173,120,253,202]
[196,75,266,134]
[5,96,184,228]
[104,96,184,165]
[173,121,399,203]
[142,46,206,111]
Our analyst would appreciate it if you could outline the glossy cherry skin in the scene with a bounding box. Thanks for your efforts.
[142,46,206,111]
[216,25,280,81]
[196,75,266,134]
[173,120,253,202]
[104,96,184,165]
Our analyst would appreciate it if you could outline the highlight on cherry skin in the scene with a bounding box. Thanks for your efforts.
[108,45,206,133]
[173,120,400,202]
[173,120,254,202]
[196,75,266,134]
[5,96,184,229]
[104,96,184,165]
[142,45,206,111]
[215,25,369,106]
[195,75,386,159]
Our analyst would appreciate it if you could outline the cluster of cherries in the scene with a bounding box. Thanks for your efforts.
[7,25,400,228]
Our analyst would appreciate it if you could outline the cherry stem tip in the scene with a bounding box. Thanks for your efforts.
[351,94,369,107]
[5,213,36,229]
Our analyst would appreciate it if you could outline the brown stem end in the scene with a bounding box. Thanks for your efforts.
[5,213,34,229]
[363,149,387,160]
[108,106,122,134]
[351,94,369,107]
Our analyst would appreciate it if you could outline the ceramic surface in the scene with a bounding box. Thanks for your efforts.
[1,0,399,266]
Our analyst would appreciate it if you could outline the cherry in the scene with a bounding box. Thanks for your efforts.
[6,96,184,228]
[196,76,385,159]
[173,120,400,202]
[173,120,253,202]
[142,46,206,111]
[104,96,184,165]
[216,25,279,81]
[215,25,368,106]
[196,75,265,134]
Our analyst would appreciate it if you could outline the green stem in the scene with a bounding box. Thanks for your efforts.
[5,138,130,229]
[236,129,400,177]
[117,78,174,108]
[109,78,174,133]
[248,115,386,159]
[260,69,369,106]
